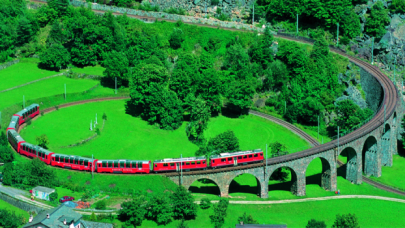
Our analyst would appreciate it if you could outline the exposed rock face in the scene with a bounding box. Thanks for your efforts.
[147,0,255,22]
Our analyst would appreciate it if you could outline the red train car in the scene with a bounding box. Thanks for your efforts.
[51,154,98,172]
[6,116,20,132]
[7,130,25,152]
[210,149,263,168]
[19,143,54,165]
[13,104,40,126]
[153,156,207,172]
[96,160,151,174]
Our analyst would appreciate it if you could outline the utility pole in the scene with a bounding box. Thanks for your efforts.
[296,13,298,36]
[64,84,66,100]
[23,95,25,109]
[336,23,339,47]
[92,154,94,179]
[252,1,255,25]
[265,144,268,171]
[115,77,117,95]
[180,154,183,185]
[337,126,340,156]
[371,37,374,64]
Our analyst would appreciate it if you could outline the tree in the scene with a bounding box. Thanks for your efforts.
[25,158,58,187]
[334,100,373,132]
[49,191,58,202]
[200,198,211,209]
[46,21,65,46]
[332,214,360,228]
[223,43,250,75]
[392,0,405,13]
[209,198,229,228]
[269,141,286,155]
[306,219,327,228]
[103,51,129,86]
[227,80,255,114]
[197,69,222,114]
[196,130,240,156]
[186,96,211,141]
[48,0,70,16]
[36,134,49,149]
[16,17,33,46]
[145,194,173,225]
[118,196,146,227]
[238,212,258,224]
[366,1,390,38]
[340,9,361,40]
[169,28,184,49]
[171,186,197,220]
[95,200,107,210]
[0,131,8,146]
[269,141,288,181]
[39,44,70,70]
[90,212,97,221]
[0,209,25,228]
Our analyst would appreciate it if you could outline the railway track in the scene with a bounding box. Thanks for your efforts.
[23,0,400,179]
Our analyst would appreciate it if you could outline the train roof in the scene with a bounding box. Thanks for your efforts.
[21,143,54,155]
[153,156,206,163]
[210,149,262,158]
[15,104,39,116]
[7,116,19,128]
[52,153,97,162]
[8,130,25,143]
[97,159,150,163]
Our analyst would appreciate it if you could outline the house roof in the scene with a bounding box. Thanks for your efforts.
[23,205,82,228]
[32,186,55,194]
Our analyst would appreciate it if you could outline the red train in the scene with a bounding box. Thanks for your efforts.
[5,104,266,175]
[13,104,40,125]
[153,156,207,172]
[96,160,151,174]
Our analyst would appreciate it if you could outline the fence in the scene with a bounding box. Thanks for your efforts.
[0,192,44,214]
[0,59,20,71]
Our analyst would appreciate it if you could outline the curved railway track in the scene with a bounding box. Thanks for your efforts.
[24,0,400,178]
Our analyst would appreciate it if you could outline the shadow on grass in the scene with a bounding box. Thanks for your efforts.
[125,100,143,118]
[229,180,258,195]
[189,179,220,196]
[398,140,405,158]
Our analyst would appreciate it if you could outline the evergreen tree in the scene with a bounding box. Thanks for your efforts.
[366,1,390,38]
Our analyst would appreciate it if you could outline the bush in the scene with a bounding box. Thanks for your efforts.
[49,191,58,202]
[200,198,211,209]
[0,209,25,228]
[95,200,107,210]
[55,105,59,111]
[102,112,107,121]
[25,117,32,126]
[95,128,100,135]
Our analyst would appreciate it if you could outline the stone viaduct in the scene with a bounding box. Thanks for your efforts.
[168,42,403,199]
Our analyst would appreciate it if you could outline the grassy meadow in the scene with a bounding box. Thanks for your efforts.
[0,199,30,221]
[20,99,310,160]
[369,155,405,191]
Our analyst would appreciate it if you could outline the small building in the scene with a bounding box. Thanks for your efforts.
[23,204,113,228]
[32,186,55,201]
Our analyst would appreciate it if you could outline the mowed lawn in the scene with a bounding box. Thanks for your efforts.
[0,199,30,221]
[369,155,405,190]
[0,77,102,110]
[0,58,60,91]
[70,65,105,76]
[20,99,309,161]
[140,199,405,228]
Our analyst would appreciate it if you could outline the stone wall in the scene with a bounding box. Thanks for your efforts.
[360,67,383,113]
[0,192,44,214]
[0,59,20,71]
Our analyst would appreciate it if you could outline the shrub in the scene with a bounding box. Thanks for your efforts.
[95,128,100,135]
[211,0,219,5]
[102,112,107,121]
[95,200,107,210]
[25,117,32,126]
[40,111,44,116]
[55,105,59,111]
[49,191,58,202]
[200,198,211,209]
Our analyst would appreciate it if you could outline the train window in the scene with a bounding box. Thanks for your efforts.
[243,155,247,159]
[55,155,59,162]
[133,162,138,168]
[113,161,119,167]
[120,161,125,168]
[70,158,74,164]
[84,160,88,166]
[74,159,78,164]
[197,161,201,164]
[254,154,258,157]
[79,159,84,165]
[221,159,226,162]
[163,163,168,167]
[154,164,157,167]
[260,153,263,156]
[238,156,242,159]
[126,161,131,168]
[182,162,185,165]
[138,162,142,168]
[170,163,175,166]
[203,161,206,164]
[186,162,190,165]
[102,161,107,168]
[227,157,232,161]
[249,155,252,158]
[108,162,113,168]
[212,160,215,163]
[191,162,195,165]
[60,156,64,162]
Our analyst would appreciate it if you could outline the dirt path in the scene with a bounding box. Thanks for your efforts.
[196,195,405,205]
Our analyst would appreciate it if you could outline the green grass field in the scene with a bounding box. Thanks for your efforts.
[0,77,105,111]
[70,65,105,76]
[0,58,60,91]
[369,155,405,191]
[139,198,405,228]
[0,199,30,221]
[20,99,309,160]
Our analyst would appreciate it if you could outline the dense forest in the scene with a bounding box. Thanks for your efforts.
[0,0,374,154]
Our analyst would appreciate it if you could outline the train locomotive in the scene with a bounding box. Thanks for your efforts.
[6,104,265,174]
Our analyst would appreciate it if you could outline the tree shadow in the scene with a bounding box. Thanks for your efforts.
[305,173,322,187]
[124,100,142,118]
[221,106,245,119]
[268,180,293,192]
[337,164,347,178]
[228,180,257,195]
[188,179,220,196]
[397,140,405,158]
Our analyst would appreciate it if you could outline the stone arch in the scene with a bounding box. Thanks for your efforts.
[228,173,262,197]
[186,178,222,197]
[338,147,359,184]
[305,156,332,191]
[268,166,299,196]
[381,123,392,166]
[362,135,380,177]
